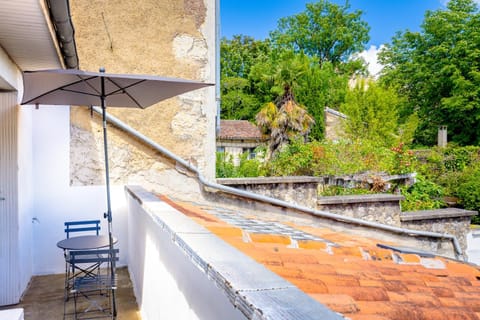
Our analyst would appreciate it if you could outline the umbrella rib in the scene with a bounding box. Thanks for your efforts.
[22,75,100,104]
[105,78,146,108]
[60,88,102,98]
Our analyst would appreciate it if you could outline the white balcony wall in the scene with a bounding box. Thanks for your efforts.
[126,190,246,320]
[30,106,129,275]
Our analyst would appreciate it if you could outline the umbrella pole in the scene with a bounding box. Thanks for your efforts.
[100,71,117,317]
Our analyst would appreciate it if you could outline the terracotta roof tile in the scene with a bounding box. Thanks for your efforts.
[288,278,329,294]
[329,286,390,301]
[160,195,480,320]
[387,291,442,307]
[310,294,359,314]
[217,120,263,140]
[249,233,291,244]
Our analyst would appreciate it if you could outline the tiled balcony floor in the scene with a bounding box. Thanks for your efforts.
[0,267,140,320]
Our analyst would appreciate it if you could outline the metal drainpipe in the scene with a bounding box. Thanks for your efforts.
[46,0,79,69]
[215,0,221,134]
[91,106,465,261]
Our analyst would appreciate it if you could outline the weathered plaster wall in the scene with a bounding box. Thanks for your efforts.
[69,0,216,189]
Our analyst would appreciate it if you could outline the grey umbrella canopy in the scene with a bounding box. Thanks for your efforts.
[21,67,212,219]
[21,68,213,316]
[22,68,212,107]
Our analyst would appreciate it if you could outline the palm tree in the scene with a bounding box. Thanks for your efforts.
[256,53,315,161]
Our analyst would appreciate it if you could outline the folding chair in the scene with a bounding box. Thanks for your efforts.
[65,220,101,238]
[67,249,119,319]
[62,221,101,303]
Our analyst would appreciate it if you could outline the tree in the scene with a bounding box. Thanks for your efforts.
[270,0,370,70]
[220,35,272,120]
[379,0,480,145]
[295,61,348,140]
[220,35,271,79]
[221,77,260,120]
[340,80,407,147]
[255,53,315,160]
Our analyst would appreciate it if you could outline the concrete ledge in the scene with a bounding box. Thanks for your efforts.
[401,208,478,222]
[318,194,404,205]
[217,176,321,185]
[0,308,24,320]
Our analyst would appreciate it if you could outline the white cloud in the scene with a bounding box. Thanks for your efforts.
[357,45,384,79]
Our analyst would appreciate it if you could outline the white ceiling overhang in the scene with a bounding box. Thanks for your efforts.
[0,0,63,89]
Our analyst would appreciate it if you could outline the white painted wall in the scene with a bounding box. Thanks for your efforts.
[467,230,480,266]
[29,105,129,275]
[0,48,30,305]
[17,104,34,299]
[126,191,246,320]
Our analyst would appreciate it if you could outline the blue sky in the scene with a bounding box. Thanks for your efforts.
[220,0,448,47]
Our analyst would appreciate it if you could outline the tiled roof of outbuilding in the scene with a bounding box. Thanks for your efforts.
[218,120,263,140]
[160,195,480,320]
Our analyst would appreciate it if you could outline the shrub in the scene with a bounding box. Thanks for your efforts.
[456,168,480,213]
[268,138,315,176]
[216,152,264,178]
[400,175,446,211]
[216,152,236,178]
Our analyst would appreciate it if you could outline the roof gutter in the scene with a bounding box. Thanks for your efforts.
[45,0,79,69]
[92,106,464,261]
[215,0,221,134]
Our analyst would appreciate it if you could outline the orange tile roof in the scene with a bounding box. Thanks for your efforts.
[159,195,480,320]
[217,120,263,140]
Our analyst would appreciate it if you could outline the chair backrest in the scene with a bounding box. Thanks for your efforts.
[64,220,101,238]
[69,248,119,265]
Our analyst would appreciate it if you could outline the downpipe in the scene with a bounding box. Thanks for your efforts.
[91,106,464,260]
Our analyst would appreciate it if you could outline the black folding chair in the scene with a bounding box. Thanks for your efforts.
[62,221,101,306]
[67,249,119,319]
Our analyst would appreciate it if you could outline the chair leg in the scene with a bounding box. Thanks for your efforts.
[111,289,117,319]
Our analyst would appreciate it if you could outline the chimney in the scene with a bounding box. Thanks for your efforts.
[438,126,447,147]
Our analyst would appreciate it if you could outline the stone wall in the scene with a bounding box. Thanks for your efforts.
[317,194,404,226]
[69,0,216,188]
[217,177,476,258]
[217,177,320,208]
[324,107,346,141]
[401,208,477,253]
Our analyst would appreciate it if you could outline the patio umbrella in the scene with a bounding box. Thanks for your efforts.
[21,68,213,315]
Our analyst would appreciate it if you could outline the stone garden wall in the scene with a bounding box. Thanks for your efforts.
[218,177,477,256]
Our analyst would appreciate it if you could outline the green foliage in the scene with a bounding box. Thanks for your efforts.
[391,142,416,174]
[456,168,480,213]
[413,146,480,221]
[220,35,271,79]
[266,138,409,177]
[220,36,272,120]
[265,138,315,176]
[379,0,480,145]
[340,80,406,147]
[254,52,315,160]
[220,1,371,133]
[215,152,264,178]
[319,186,373,196]
[221,77,260,120]
[416,146,480,189]
[216,152,236,178]
[400,176,446,211]
[296,62,348,140]
[270,0,370,69]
